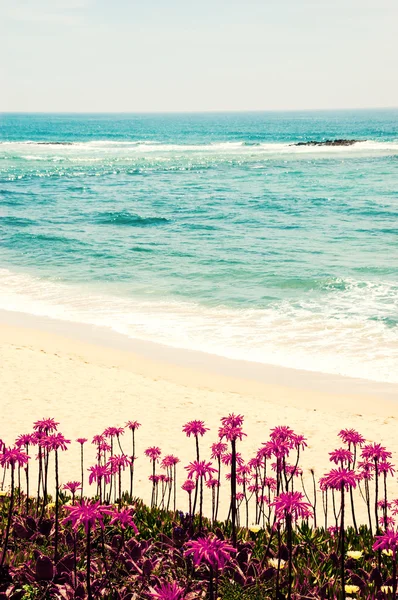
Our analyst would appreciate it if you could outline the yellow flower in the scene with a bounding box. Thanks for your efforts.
[345,585,359,594]
[346,551,363,560]
[269,558,286,569]
[249,525,262,533]
[381,586,393,593]
[383,549,394,556]
[46,502,56,511]
[0,491,8,497]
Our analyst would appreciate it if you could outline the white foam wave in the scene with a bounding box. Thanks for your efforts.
[2,140,398,158]
[0,268,396,384]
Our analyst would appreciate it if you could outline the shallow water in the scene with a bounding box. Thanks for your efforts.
[1,110,397,382]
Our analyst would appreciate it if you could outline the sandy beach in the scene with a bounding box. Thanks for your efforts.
[0,309,397,525]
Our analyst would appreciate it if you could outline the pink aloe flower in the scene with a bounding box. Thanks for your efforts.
[76,438,88,445]
[63,499,107,533]
[161,455,180,468]
[103,426,125,438]
[0,447,29,468]
[33,418,59,433]
[102,506,139,533]
[145,447,162,461]
[206,477,220,489]
[271,491,313,522]
[184,533,236,570]
[148,581,186,600]
[210,442,227,460]
[323,467,357,490]
[181,479,196,493]
[221,452,244,467]
[126,420,141,431]
[63,481,82,494]
[182,420,209,438]
[361,443,392,462]
[88,464,111,485]
[379,461,396,476]
[329,448,354,465]
[15,433,35,448]
[45,433,71,452]
[92,434,104,445]
[185,460,217,481]
[107,454,131,473]
[338,428,365,446]
[373,528,398,557]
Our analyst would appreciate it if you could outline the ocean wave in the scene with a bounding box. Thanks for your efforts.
[2,139,398,156]
[92,211,170,227]
[0,268,396,384]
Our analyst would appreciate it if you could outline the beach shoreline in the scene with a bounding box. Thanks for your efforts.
[1,308,397,520]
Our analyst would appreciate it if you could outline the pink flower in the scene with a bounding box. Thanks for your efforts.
[271,491,313,522]
[145,447,162,461]
[220,414,244,428]
[181,480,196,493]
[373,528,398,557]
[103,507,138,533]
[210,442,227,460]
[206,478,220,489]
[92,435,104,445]
[323,468,357,490]
[15,434,34,448]
[221,452,244,467]
[329,448,354,465]
[107,454,131,473]
[182,420,209,438]
[185,460,217,481]
[184,533,236,571]
[44,433,71,452]
[338,428,365,446]
[161,455,180,468]
[361,443,392,463]
[76,438,88,445]
[63,499,107,533]
[148,581,186,600]
[379,461,396,476]
[88,464,111,485]
[0,447,29,469]
[63,481,82,494]
[33,418,59,433]
[103,426,124,438]
[126,420,141,431]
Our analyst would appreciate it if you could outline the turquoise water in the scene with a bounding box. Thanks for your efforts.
[0,111,397,382]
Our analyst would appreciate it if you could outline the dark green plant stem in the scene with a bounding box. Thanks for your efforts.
[0,466,15,567]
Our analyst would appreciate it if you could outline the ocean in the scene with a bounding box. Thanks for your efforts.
[0,110,397,383]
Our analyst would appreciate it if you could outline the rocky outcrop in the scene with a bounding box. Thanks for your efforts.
[294,139,360,147]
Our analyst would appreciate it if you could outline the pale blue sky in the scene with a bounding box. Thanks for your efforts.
[1,0,397,112]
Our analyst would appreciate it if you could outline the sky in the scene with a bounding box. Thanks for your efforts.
[1,0,397,112]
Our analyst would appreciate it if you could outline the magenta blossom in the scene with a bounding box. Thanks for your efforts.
[329,448,354,465]
[373,528,398,557]
[271,491,313,522]
[323,468,357,490]
[88,464,111,486]
[184,533,236,571]
[45,433,71,452]
[15,434,34,448]
[361,443,392,463]
[338,428,365,446]
[102,507,138,533]
[33,418,59,433]
[182,420,209,438]
[145,447,162,462]
[126,420,141,431]
[148,581,186,600]
[63,499,107,533]
[0,447,29,468]
[181,480,196,493]
[63,481,82,494]
[76,438,88,445]
[210,442,227,460]
[161,455,180,468]
[185,460,217,481]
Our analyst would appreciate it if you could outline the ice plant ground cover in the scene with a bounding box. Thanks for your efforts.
[1,418,398,598]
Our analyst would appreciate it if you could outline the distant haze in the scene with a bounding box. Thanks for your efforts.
[1,0,397,113]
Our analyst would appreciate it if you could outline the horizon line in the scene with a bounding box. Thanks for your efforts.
[1,106,398,116]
